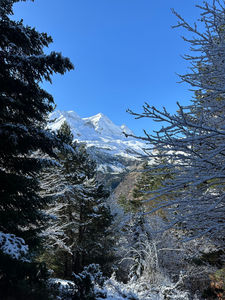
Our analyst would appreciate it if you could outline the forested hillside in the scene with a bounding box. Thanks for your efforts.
[2,1,225,300]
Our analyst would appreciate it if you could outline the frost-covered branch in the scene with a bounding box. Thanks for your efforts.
[127,0,225,242]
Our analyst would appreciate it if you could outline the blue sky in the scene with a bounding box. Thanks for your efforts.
[13,0,206,136]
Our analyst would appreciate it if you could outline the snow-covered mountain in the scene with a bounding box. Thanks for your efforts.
[48,110,147,174]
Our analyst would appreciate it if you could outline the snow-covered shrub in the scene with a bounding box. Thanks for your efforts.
[104,271,203,300]
[120,216,175,283]
[119,214,214,297]
[46,265,106,300]
[0,232,29,261]
[106,273,139,300]
[46,278,75,300]
[71,264,106,300]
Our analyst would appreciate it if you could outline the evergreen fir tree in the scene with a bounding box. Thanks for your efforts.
[56,120,75,145]
[41,122,115,278]
[132,153,175,216]
[128,215,151,279]
[0,1,74,298]
[39,121,94,278]
[73,177,113,276]
[118,192,142,214]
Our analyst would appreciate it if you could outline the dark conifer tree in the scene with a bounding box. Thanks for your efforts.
[0,1,74,297]
[41,122,115,278]
[118,192,142,214]
[73,178,113,276]
[132,154,174,215]
[127,215,150,279]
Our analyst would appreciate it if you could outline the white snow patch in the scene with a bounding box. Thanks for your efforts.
[47,110,148,173]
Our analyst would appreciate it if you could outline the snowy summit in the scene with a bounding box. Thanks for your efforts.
[48,110,147,173]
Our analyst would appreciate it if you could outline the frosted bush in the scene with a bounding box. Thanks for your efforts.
[0,232,29,261]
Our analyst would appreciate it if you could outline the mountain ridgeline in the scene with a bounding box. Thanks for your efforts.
[48,110,147,190]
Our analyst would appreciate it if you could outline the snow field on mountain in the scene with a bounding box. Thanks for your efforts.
[48,110,148,173]
[48,110,146,154]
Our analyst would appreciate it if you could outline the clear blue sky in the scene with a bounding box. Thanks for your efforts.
[12,0,206,136]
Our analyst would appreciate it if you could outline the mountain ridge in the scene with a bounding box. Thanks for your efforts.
[48,110,147,175]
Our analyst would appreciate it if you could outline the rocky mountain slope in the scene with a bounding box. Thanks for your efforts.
[48,110,147,172]
[48,110,148,191]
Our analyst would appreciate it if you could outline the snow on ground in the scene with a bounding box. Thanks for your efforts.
[51,274,199,300]
[97,164,125,174]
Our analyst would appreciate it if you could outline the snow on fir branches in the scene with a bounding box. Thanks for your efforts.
[40,121,116,279]
[128,0,225,243]
[0,232,29,261]
[0,0,74,297]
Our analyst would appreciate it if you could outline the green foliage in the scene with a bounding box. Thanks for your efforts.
[72,174,114,276]
[214,268,225,287]
[201,287,216,299]
[132,161,153,200]
[118,193,142,214]
[132,154,175,216]
[56,120,74,145]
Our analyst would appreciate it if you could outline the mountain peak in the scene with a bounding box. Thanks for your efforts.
[83,112,118,135]
[49,110,83,123]
[48,110,136,138]
[85,112,111,123]
[120,124,134,136]
[94,112,106,118]
[47,110,147,173]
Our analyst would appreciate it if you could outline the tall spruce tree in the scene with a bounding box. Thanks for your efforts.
[132,153,175,216]
[73,177,113,276]
[41,122,115,279]
[39,121,96,278]
[0,1,74,298]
